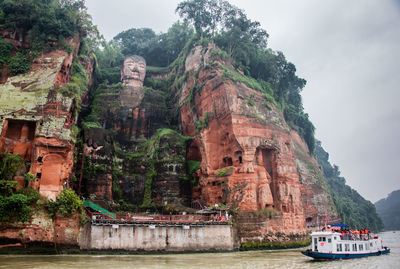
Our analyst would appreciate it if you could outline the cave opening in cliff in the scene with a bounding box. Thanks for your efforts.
[1,119,36,161]
[234,150,243,165]
[4,119,36,141]
[223,157,233,166]
[255,147,275,175]
[187,143,201,162]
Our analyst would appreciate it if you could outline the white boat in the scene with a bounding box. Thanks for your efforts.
[302,231,390,260]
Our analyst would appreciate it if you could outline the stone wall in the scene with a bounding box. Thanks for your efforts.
[81,224,235,252]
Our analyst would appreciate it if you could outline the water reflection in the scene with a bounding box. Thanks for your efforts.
[0,231,398,269]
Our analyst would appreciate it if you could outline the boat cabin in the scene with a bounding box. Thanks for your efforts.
[311,231,384,255]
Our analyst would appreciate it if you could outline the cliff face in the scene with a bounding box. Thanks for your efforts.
[79,44,337,242]
[0,212,80,250]
[81,60,191,209]
[0,33,93,200]
[178,45,337,241]
[0,39,337,246]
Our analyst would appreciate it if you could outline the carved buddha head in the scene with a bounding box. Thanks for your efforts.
[121,55,146,86]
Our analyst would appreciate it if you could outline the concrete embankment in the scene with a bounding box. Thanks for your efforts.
[80,223,235,252]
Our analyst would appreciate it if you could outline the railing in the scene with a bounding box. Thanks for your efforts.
[89,212,230,225]
[83,200,116,219]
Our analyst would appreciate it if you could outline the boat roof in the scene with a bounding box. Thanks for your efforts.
[311,231,341,236]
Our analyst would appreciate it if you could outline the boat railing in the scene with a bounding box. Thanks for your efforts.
[339,233,371,241]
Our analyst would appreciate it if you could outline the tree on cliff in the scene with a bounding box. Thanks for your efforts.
[176,0,226,38]
[113,22,193,67]
[315,140,384,231]
[0,0,98,48]
[176,0,314,153]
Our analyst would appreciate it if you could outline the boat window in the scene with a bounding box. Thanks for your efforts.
[365,243,369,250]
[337,244,342,252]
[322,237,326,242]
[334,237,337,240]
[352,243,357,251]
[370,242,373,247]
[328,238,331,243]
[345,244,350,251]
[359,244,363,251]
[318,237,322,242]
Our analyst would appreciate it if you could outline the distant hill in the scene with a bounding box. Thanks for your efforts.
[315,140,383,232]
[375,190,400,231]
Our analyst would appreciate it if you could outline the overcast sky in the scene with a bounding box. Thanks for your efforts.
[85,0,400,203]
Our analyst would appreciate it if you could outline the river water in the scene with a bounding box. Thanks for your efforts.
[0,231,398,269]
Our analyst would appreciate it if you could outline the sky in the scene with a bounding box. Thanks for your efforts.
[85,0,400,203]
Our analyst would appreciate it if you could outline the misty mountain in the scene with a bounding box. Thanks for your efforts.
[375,190,400,231]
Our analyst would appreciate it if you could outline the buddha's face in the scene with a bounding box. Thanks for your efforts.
[122,56,146,85]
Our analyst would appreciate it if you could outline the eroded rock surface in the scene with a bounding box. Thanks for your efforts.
[178,45,337,242]
[0,33,92,200]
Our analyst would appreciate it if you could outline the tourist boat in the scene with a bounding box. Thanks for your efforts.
[302,228,390,260]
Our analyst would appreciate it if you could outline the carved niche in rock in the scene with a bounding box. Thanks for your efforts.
[39,154,65,198]
[30,138,73,200]
[0,119,36,161]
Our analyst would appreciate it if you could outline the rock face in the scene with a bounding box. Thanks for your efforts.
[81,55,191,208]
[80,46,337,243]
[0,212,80,250]
[0,37,338,248]
[0,33,92,200]
[178,45,337,242]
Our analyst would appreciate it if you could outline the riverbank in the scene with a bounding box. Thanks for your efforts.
[0,231,397,269]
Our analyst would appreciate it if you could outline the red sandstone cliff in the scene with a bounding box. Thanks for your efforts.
[178,45,337,242]
[0,32,95,201]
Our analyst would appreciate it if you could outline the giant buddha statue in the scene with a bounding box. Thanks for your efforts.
[120,55,146,107]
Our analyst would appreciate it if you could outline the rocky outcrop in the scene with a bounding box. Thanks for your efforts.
[178,45,337,242]
[0,38,338,248]
[81,56,191,208]
[79,45,337,243]
[0,33,93,200]
[0,211,80,251]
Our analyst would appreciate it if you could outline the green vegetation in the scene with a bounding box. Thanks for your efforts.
[216,168,227,177]
[174,0,315,153]
[241,238,311,250]
[220,64,264,93]
[8,51,32,75]
[0,0,98,46]
[0,153,26,180]
[46,189,83,218]
[61,60,89,98]
[315,140,384,232]
[113,21,194,67]
[0,37,13,66]
[0,153,40,223]
[246,99,255,106]
[194,111,213,131]
[0,0,98,75]
[82,82,123,128]
[81,121,102,130]
[375,190,400,231]
[0,194,31,223]
[112,128,192,210]
[186,160,201,176]
[142,160,156,208]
